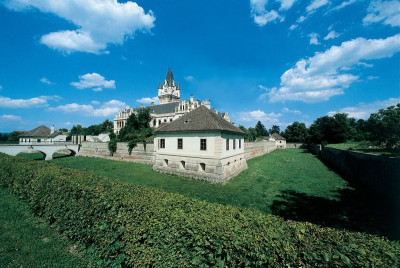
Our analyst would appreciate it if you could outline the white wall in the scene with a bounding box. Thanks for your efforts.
[155,132,219,158]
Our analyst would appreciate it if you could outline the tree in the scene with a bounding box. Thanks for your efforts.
[58,128,68,132]
[70,125,85,136]
[117,108,153,153]
[367,103,400,149]
[255,121,268,137]
[283,122,308,142]
[308,113,353,144]
[246,127,257,142]
[8,131,22,141]
[269,125,280,135]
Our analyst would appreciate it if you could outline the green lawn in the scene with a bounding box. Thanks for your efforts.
[0,187,88,268]
[52,149,398,239]
[16,152,72,160]
[327,141,400,157]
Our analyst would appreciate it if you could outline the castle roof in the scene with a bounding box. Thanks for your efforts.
[153,106,244,135]
[165,69,175,86]
[149,102,179,114]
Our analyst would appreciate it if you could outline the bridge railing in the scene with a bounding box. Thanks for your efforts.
[0,141,75,146]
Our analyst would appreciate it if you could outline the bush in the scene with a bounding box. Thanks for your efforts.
[0,153,399,267]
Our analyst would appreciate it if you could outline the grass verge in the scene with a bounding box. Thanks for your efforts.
[0,187,88,268]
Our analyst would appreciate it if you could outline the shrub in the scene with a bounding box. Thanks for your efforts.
[0,153,399,267]
[108,139,117,156]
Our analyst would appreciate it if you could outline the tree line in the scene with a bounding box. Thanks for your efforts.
[240,103,400,149]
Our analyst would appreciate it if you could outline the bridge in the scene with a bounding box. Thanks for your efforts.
[0,143,79,160]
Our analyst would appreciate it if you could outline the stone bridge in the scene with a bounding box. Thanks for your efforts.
[0,143,79,160]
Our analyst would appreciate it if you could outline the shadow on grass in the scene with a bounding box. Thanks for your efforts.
[271,183,400,240]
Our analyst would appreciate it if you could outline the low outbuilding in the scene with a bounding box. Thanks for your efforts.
[152,106,247,183]
[268,133,286,148]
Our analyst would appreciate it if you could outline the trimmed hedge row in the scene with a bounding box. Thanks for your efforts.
[0,153,399,267]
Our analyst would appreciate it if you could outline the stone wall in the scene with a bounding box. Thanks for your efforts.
[244,141,277,160]
[286,143,307,149]
[77,142,155,164]
[316,146,400,200]
[78,140,278,164]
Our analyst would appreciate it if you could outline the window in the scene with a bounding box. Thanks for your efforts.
[200,163,206,171]
[160,139,165,148]
[170,118,173,122]
[200,139,207,150]
[180,161,185,169]
[226,139,229,150]
[239,139,241,149]
[164,159,168,166]
[158,120,161,125]
[177,138,183,149]
[233,139,236,149]
[164,119,167,123]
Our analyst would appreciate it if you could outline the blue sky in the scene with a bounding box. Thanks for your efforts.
[0,0,399,132]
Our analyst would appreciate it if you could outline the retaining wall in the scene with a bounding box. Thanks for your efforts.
[313,146,400,200]
[286,143,307,149]
[77,142,155,164]
[244,141,277,160]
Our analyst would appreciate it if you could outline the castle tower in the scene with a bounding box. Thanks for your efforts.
[158,69,181,104]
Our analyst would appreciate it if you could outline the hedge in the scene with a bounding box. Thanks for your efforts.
[0,153,399,267]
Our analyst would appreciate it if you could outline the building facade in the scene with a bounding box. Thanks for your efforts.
[19,125,68,144]
[113,69,229,134]
[268,133,287,149]
[153,106,247,183]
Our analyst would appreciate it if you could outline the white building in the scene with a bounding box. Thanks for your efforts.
[19,125,68,144]
[268,133,286,148]
[113,69,230,134]
[153,106,247,183]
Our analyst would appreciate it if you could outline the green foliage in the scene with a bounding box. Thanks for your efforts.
[1,153,399,267]
[283,121,308,142]
[269,125,280,135]
[108,139,117,156]
[69,120,114,137]
[0,187,89,267]
[367,103,400,149]
[255,121,268,137]
[7,131,22,141]
[309,113,354,144]
[245,127,257,142]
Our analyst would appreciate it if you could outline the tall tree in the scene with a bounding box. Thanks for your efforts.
[367,103,400,148]
[255,121,268,137]
[269,125,280,135]
[283,122,308,142]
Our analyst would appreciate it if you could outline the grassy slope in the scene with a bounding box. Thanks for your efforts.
[52,149,348,214]
[52,149,399,239]
[327,141,400,157]
[0,187,88,268]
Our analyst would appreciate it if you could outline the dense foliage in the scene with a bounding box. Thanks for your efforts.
[283,121,308,143]
[0,131,23,142]
[368,103,400,149]
[70,120,113,136]
[1,153,399,267]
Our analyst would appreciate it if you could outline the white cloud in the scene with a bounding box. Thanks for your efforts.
[328,97,400,119]
[1,114,21,120]
[70,73,115,91]
[367,75,379,80]
[136,96,159,105]
[4,0,155,54]
[306,0,330,13]
[184,75,194,81]
[324,30,341,40]
[265,34,400,103]
[363,0,400,27]
[289,24,298,30]
[237,110,282,125]
[91,100,100,105]
[249,0,285,26]
[277,0,297,10]
[330,0,357,12]
[297,15,306,23]
[0,95,61,108]
[47,100,126,117]
[309,32,320,45]
[282,107,302,114]
[40,77,53,85]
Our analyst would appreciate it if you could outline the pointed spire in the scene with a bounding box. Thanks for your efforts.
[177,82,180,90]
[165,68,174,86]
[158,81,162,89]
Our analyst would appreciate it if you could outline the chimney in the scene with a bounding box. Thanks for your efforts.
[51,125,55,134]
[190,94,194,103]
[151,102,154,106]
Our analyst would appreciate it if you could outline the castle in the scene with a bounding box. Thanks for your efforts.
[113,69,230,134]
